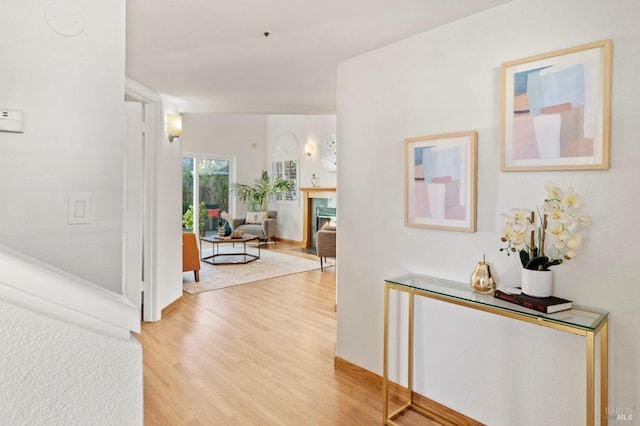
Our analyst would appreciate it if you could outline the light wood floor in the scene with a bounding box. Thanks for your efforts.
[138,243,441,425]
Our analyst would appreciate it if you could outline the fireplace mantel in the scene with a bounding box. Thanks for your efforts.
[299,187,336,247]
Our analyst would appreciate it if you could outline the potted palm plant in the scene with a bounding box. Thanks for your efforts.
[230,170,293,211]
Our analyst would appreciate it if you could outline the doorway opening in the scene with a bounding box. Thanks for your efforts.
[182,155,234,239]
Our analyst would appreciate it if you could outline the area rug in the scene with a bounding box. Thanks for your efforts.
[183,247,320,294]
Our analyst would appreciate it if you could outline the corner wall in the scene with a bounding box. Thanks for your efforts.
[0,0,126,292]
[152,97,184,317]
[336,0,639,424]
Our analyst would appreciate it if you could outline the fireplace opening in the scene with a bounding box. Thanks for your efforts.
[310,202,336,250]
[316,207,337,231]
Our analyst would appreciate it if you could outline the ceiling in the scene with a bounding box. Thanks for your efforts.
[126,0,511,114]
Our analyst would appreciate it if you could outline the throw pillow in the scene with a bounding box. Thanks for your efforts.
[245,211,268,224]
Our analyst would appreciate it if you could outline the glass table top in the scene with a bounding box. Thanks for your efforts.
[385,273,608,332]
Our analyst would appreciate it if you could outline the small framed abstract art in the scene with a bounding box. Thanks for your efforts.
[500,39,612,171]
[404,131,477,232]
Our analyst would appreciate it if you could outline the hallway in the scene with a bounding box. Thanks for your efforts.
[138,251,436,425]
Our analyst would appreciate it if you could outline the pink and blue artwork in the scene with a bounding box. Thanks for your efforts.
[512,63,592,160]
[405,131,477,232]
[501,40,611,171]
[413,145,464,221]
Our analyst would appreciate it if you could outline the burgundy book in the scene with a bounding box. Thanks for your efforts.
[494,289,572,314]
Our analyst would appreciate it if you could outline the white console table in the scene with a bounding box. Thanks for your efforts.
[383,273,608,426]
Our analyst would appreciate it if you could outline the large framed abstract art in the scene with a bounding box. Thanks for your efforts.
[500,40,612,171]
[404,131,477,232]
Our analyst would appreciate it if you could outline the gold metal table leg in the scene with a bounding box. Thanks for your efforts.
[383,283,390,424]
[601,319,609,426]
[407,291,414,407]
[586,330,595,426]
[587,316,609,426]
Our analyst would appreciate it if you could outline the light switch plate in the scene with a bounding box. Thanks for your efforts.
[0,109,25,133]
[68,192,92,224]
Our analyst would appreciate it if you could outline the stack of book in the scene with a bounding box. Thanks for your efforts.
[494,288,572,314]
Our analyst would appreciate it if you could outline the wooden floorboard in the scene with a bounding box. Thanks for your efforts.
[138,243,445,425]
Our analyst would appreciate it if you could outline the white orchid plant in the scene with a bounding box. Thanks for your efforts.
[499,182,591,271]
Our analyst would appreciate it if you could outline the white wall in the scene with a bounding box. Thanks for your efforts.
[0,0,125,293]
[0,300,142,425]
[267,115,337,241]
[336,0,639,424]
[151,97,184,317]
[0,3,143,422]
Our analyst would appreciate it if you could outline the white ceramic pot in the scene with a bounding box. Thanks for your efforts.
[521,268,553,298]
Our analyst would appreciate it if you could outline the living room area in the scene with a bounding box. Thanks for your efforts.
[181,113,337,248]
[178,113,337,288]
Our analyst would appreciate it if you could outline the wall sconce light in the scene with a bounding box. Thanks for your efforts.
[304,142,316,157]
[167,113,182,142]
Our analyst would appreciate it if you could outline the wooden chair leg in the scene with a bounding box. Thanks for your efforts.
[320,257,324,271]
[194,270,200,282]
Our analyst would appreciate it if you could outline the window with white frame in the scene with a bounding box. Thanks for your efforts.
[272,159,297,202]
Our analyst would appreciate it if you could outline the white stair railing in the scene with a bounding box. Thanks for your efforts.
[0,244,139,340]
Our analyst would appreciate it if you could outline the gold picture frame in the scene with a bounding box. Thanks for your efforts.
[404,131,477,232]
[500,40,612,171]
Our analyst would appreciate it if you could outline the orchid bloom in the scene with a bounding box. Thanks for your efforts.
[577,215,592,224]
[545,182,564,200]
[566,235,582,249]
[562,188,582,209]
[500,182,589,268]
[546,225,565,239]
[511,209,531,222]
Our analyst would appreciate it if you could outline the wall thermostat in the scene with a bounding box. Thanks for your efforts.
[0,109,25,133]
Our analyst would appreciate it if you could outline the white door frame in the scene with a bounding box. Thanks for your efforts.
[123,101,144,313]
[125,77,161,322]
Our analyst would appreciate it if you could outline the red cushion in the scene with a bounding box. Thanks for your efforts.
[207,208,220,218]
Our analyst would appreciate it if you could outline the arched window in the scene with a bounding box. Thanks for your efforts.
[271,131,298,203]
